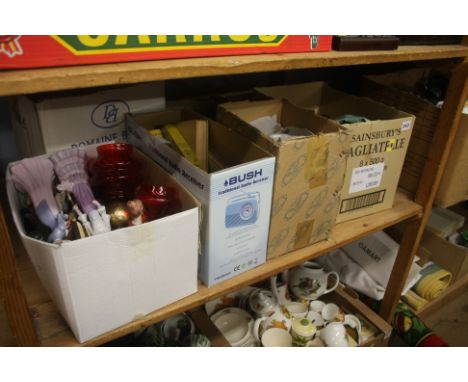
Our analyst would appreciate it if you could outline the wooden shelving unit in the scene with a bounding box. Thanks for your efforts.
[1,44,467,346]
[0,45,467,96]
[15,191,420,346]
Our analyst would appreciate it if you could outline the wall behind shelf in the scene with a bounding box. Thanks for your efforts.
[0,99,17,174]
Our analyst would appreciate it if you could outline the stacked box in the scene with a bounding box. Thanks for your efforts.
[257,82,415,223]
[218,99,351,259]
[10,82,165,158]
[359,71,468,207]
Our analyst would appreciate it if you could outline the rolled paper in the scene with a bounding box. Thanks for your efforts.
[401,290,428,312]
[412,263,452,301]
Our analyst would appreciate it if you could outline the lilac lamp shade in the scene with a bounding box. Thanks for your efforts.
[50,148,96,214]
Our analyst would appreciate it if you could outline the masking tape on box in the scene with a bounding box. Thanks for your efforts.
[305,136,328,189]
[293,219,315,249]
[163,124,202,168]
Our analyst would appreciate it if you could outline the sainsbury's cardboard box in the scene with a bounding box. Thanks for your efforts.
[6,147,200,343]
[126,108,275,287]
[257,82,415,223]
[218,99,351,260]
[10,82,165,158]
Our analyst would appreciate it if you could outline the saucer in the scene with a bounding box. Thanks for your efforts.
[211,307,255,346]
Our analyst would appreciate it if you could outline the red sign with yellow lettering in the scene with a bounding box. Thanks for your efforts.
[0,35,332,70]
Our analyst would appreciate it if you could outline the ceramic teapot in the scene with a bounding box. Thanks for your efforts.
[286,261,339,301]
[270,273,292,305]
[252,304,292,341]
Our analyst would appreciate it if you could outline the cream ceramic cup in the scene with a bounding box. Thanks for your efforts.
[261,328,293,347]
[286,302,308,318]
[309,300,326,313]
[321,303,340,322]
[306,311,325,328]
[344,314,362,333]
[306,337,325,347]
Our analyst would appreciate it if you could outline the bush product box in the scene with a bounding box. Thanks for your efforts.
[358,72,468,207]
[10,82,165,158]
[6,148,200,343]
[218,99,351,260]
[126,108,275,287]
[0,35,333,69]
[420,230,468,282]
[257,82,415,223]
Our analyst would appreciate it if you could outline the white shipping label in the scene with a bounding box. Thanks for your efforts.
[349,162,385,194]
[401,120,412,131]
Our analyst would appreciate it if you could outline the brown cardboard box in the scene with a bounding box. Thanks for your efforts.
[356,71,439,194]
[358,71,468,207]
[420,230,468,282]
[187,309,231,347]
[218,99,350,260]
[436,108,468,207]
[257,82,415,223]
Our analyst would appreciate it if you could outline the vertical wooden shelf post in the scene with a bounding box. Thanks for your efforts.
[0,203,39,346]
[379,60,468,322]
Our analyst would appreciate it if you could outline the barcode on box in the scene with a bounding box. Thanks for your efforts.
[340,190,386,213]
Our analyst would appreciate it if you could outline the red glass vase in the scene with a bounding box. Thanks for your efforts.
[89,143,143,202]
[136,185,182,221]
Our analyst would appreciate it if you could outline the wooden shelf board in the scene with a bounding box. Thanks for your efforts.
[16,191,421,347]
[1,45,467,96]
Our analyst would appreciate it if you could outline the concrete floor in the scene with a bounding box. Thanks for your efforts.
[424,289,468,347]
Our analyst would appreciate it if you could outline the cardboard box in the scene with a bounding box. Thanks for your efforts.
[426,207,465,238]
[187,309,231,347]
[6,148,200,343]
[257,82,415,223]
[436,106,468,207]
[126,108,275,287]
[10,82,165,158]
[218,99,351,260]
[420,229,468,282]
[358,72,468,207]
[0,35,332,69]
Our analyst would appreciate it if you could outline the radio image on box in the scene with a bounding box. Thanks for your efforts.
[225,192,260,228]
